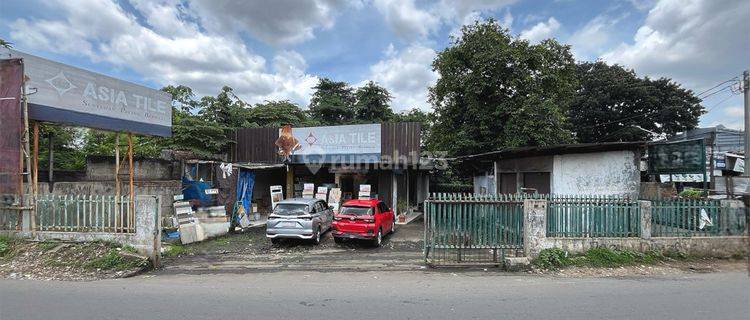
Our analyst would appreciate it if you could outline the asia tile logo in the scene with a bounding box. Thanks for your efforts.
[46,71,76,97]
[305,132,317,146]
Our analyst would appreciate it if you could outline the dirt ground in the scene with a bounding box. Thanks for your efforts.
[0,239,150,281]
[538,258,749,278]
[158,219,425,274]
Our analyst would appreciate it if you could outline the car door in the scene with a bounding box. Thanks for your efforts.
[376,202,390,232]
[380,202,394,231]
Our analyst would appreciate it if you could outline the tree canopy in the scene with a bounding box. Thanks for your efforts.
[428,19,577,157]
[354,81,394,123]
[569,61,704,142]
[308,78,356,125]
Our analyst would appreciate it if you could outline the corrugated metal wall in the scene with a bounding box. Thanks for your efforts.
[0,59,23,195]
[233,127,279,163]
[234,122,423,165]
[381,122,421,164]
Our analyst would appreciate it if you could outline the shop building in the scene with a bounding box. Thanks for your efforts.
[232,122,431,215]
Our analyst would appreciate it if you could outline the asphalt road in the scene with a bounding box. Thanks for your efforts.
[1,271,749,320]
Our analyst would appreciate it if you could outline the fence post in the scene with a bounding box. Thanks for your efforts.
[523,199,547,258]
[134,195,161,267]
[639,200,652,240]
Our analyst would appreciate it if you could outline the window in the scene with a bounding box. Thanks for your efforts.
[273,203,308,215]
[378,202,389,213]
[340,206,373,216]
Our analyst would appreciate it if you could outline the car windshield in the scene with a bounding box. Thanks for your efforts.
[274,203,308,215]
[339,206,373,216]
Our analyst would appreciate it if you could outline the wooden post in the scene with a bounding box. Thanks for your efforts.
[286,164,294,199]
[31,121,39,232]
[48,134,54,183]
[128,132,134,231]
[115,133,120,232]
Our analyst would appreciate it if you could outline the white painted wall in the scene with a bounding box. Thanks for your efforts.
[551,150,640,197]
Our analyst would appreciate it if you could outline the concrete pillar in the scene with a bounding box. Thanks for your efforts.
[134,195,161,267]
[523,199,547,258]
[639,200,652,240]
[719,199,745,236]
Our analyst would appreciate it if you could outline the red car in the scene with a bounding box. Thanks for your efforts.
[331,199,395,246]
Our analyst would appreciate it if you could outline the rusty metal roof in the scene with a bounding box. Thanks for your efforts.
[458,141,647,162]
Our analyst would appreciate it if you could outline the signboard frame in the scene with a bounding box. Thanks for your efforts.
[647,139,707,175]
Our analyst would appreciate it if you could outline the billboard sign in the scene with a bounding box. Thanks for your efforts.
[290,124,381,163]
[5,50,172,136]
[647,139,706,174]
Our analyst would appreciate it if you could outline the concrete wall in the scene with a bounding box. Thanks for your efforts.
[29,181,180,221]
[523,198,748,258]
[473,172,496,194]
[86,156,180,181]
[6,196,162,265]
[551,150,640,197]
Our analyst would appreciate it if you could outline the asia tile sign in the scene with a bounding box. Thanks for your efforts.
[290,124,381,163]
[6,50,172,136]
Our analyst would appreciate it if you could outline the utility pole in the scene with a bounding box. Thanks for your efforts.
[744,70,750,174]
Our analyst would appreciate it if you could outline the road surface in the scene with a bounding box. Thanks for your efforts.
[1,271,749,319]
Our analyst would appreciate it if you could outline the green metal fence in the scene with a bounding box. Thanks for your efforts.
[651,199,746,237]
[424,193,523,265]
[547,195,640,238]
[34,194,134,233]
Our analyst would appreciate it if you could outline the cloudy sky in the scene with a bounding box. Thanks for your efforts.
[1,0,748,129]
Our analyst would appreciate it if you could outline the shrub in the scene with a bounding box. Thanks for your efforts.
[534,248,570,269]
[0,235,12,257]
[678,188,704,199]
[584,248,642,267]
[85,249,147,270]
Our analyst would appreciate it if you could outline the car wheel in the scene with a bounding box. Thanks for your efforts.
[270,238,280,245]
[373,228,382,247]
[313,227,321,245]
[391,219,396,234]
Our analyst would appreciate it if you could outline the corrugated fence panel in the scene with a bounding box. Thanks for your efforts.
[233,127,280,163]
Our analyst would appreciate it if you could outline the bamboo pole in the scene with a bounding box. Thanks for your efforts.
[115,133,120,232]
[31,121,38,232]
[128,132,134,232]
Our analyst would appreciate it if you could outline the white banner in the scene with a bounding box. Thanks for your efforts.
[291,124,381,155]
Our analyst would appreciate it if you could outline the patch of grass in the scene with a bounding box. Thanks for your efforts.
[534,247,685,270]
[38,240,60,251]
[122,245,137,254]
[85,249,147,270]
[212,237,230,245]
[533,248,570,270]
[0,235,13,257]
[163,244,190,257]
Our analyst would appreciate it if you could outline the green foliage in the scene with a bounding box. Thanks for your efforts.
[0,236,11,257]
[429,19,576,157]
[249,100,317,127]
[678,188,705,199]
[354,81,394,122]
[85,249,147,270]
[0,38,11,49]
[38,124,87,170]
[534,248,570,269]
[163,244,189,257]
[308,78,356,125]
[569,61,703,142]
[199,86,251,128]
[583,247,642,267]
[38,240,60,251]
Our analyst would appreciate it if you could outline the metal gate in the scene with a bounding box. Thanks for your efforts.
[424,193,523,265]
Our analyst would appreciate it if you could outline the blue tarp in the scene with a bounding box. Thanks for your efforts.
[182,165,214,205]
[236,170,255,215]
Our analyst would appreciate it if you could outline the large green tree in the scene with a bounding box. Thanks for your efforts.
[248,100,316,127]
[569,61,704,142]
[429,19,577,157]
[308,78,356,125]
[199,86,251,128]
[0,38,12,49]
[354,81,394,122]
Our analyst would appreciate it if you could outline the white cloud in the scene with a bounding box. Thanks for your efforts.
[366,43,439,111]
[568,14,626,60]
[519,17,561,43]
[373,0,440,39]
[9,0,318,106]
[602,0,750,92]
[189,0,350,45]
[725,105,743,117]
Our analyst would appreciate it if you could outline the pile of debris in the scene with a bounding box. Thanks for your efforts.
[0,237,150,281]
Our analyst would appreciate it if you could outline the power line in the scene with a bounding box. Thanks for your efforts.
[699,85,734,100]
[705,91,739,114]
[696,76,739,97]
